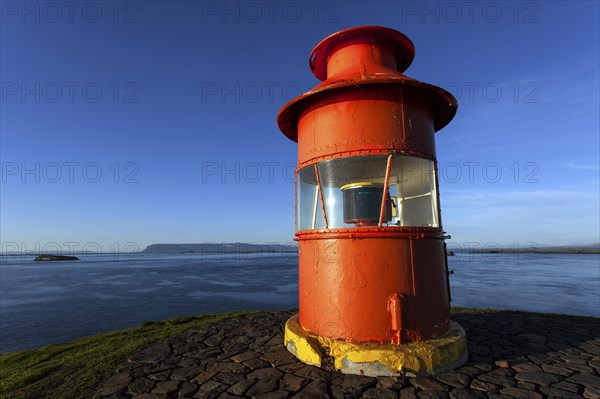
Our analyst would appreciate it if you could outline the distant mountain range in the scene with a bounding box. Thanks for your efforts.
[535,244,600,251]
[470,243,600,254]
[141,243,298,254]
[142,243,599,254]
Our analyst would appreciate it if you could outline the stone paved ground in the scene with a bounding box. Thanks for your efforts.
[94,309,600,399]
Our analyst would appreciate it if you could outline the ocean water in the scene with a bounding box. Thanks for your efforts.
[0,252,598,353]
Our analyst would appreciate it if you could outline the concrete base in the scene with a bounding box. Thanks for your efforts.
[284,314,468,377]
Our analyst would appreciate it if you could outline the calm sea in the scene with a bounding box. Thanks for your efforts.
[1,252,598,353]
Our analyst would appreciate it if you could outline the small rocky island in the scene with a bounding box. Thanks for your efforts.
[34,254,80,261]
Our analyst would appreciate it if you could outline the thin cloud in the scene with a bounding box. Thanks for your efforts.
[444,189,598,206]
[566,163,600,171]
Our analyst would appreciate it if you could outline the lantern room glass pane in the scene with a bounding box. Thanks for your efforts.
[392,156,439,227]
[295,154,440,231]
[318,155,390,228]
[296,167,326,230]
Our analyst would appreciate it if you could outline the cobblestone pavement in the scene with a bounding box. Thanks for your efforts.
[94,309,600,399]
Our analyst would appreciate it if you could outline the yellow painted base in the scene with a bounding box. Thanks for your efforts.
[284,314,468,377]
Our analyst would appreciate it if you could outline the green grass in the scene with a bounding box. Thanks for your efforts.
[0,311,255,399]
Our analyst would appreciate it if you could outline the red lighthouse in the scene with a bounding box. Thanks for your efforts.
[278,26,467,376]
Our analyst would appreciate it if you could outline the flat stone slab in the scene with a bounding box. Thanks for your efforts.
[93,310,600,398]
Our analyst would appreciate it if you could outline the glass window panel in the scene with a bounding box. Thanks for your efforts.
[295,155,439,231]
[318,155,389,228]
[296,167,325,230]
[389,156,439,227]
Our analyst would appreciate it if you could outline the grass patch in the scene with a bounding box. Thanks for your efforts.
[0,311,255,399]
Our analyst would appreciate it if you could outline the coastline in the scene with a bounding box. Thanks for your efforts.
[2,307,599,399]
[470,249,600,254]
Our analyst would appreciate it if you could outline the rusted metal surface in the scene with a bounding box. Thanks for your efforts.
[387,292,404,344]
[297,235,450,343]
[277,26,457,169]
[277,26,457,344]
[292,89,443,169]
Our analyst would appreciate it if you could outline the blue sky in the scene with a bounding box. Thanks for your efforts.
[1,1,598,252]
